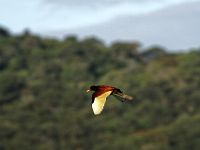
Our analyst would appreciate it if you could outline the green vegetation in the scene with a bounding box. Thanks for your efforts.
[0,26,200,150]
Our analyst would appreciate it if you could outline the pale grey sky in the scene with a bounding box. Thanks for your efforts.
[0,0,200,50]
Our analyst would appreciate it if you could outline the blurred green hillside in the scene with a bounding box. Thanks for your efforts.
[0,26,200,150]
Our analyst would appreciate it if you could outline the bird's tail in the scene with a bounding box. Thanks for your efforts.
[112,91,133,101]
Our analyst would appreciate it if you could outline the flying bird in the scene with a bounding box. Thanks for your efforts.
[86,85,133,115]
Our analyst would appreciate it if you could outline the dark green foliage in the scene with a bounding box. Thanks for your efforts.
[0,28,200,150]
[0,26,10,37]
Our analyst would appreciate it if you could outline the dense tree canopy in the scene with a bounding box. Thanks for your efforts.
[0,26,200,150]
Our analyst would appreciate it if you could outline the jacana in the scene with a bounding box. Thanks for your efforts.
[86,85,133,115]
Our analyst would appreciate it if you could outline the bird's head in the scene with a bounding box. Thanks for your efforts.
[86,85,98,92]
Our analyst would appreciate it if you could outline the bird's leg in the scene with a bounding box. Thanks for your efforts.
[113,95,125,102]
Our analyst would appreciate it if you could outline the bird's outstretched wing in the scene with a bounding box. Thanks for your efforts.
[92,91,112,115]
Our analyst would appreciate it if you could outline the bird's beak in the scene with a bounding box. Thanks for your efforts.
[86,89,90,92]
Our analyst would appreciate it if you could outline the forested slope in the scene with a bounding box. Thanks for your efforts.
[0,27,200,150]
